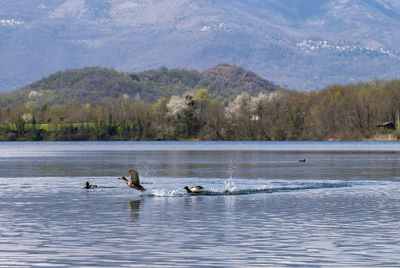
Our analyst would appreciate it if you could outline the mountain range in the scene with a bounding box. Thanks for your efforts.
[1,0,399,92]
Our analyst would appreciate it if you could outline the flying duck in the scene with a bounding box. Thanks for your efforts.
[118,169,146,191]
[183,185,204,194]
[85,181,98,189]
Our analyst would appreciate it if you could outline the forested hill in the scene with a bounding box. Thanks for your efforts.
[0,65,279,107]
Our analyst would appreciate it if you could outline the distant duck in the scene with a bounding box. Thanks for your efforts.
[183,185,204,194]
[118,169,146,191]
[85,181,98,189]
[299,159,306,163]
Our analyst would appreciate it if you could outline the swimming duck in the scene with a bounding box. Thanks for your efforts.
[85,181,98,189]
[183,185,204,194]
[299,159,306,162]
[118,169,146,191]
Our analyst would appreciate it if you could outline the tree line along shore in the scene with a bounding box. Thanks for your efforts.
[0,79,399,141]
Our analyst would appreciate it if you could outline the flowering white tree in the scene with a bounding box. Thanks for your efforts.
[166,95,186,117]
[166,92,197,118]
[225,92,278,119]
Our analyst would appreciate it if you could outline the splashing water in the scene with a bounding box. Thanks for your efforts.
[225,176,237,192]
[227,159,235,177]
[148,189,183,197]
[224,159,237,192]
[140,164,152,177]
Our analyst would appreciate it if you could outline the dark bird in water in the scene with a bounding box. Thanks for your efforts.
[85,181,98,189]
[118,169,146,191]
[183,185,204,194]
[299,159,306,162]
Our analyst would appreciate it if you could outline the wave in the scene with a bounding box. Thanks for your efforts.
[145,180,353,197]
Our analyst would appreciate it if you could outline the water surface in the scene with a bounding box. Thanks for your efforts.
[1,141,400,267]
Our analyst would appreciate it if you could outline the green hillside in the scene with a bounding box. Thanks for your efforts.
[0,65,279,107]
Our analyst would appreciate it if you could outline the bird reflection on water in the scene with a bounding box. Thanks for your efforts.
[125,199,142,221]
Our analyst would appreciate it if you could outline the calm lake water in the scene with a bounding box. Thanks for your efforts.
[1,141,400,267]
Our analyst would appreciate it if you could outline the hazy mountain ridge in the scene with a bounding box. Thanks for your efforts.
[0,0,399,92]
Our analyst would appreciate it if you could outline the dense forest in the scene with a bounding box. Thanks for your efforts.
[0,65,279,106]
[0,78,399,141]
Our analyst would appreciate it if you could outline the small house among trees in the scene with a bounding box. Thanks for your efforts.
[377,122,396,130]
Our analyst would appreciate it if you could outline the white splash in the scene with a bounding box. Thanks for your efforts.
[225,159,237,192]
[149,189,183,197]
[224,176,237,193]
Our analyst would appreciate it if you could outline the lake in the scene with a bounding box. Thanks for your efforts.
[1,141,400,267]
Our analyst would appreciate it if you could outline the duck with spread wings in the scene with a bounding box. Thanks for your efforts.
[118,169,146,191]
